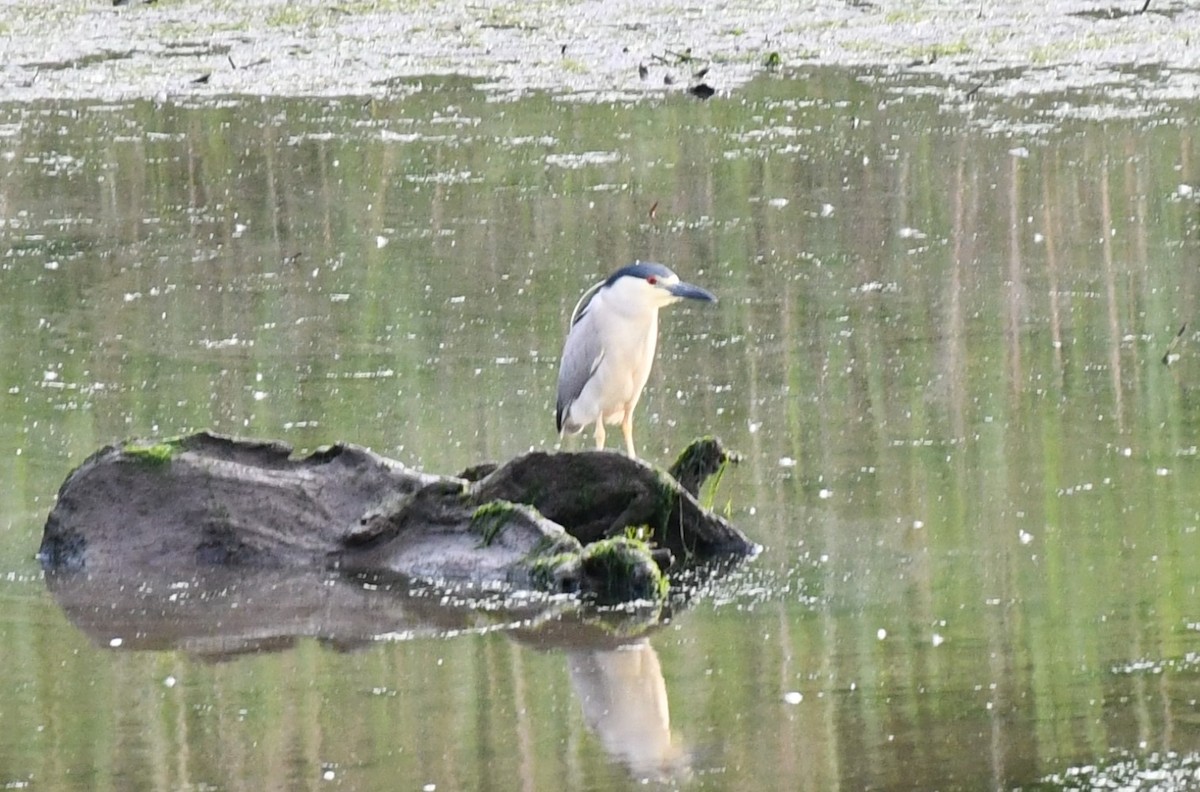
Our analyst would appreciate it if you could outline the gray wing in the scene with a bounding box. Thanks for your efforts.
[556,308,605,433]
[569,280,604,327]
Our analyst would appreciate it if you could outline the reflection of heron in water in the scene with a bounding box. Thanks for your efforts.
[566,639,690,781]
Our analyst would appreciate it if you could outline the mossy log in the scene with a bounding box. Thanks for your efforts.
[39,432,755,603]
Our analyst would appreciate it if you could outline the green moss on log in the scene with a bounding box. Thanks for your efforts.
[527,551,582,590]
[580,536,668,602]
[122,439,182,466]
[470,500,523,546]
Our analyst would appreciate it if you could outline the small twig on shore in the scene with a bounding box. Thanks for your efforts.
[228,55,270,70]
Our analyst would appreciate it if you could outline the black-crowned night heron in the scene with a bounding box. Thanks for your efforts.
[555,262,717,458]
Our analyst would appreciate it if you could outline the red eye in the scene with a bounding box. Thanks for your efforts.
[646,276,658,285]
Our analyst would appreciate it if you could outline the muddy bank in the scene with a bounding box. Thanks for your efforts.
[1,0,1196,106]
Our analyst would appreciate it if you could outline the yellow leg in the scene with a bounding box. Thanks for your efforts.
[593,418,606,449]
[621,412,636,459]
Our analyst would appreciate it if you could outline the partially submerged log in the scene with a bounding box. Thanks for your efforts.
[469,438,744,557]
[39,432,755,604]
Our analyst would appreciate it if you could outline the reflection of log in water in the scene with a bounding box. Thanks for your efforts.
[43,567,489,658]
[42,566,673,660]
[566,641,688,781]
[46,565,695,782]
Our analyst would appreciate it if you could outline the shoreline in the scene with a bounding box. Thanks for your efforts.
[0,0,1196,108]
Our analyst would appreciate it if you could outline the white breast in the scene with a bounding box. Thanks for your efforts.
[566,286,660,428]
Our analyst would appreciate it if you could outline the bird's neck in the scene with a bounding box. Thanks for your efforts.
[598,290,659,324]
[593,289,659,348]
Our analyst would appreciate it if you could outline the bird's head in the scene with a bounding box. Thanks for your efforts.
[602,262,717,312]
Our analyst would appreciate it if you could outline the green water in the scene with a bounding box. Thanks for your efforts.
[2,69,1200,790]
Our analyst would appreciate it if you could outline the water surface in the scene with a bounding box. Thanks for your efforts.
[2,69,1200,790]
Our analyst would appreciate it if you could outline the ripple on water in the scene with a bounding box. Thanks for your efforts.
[1039,751,1200,791]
